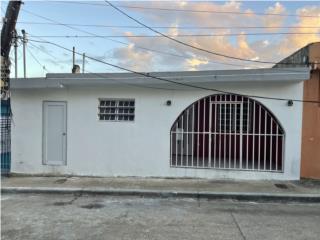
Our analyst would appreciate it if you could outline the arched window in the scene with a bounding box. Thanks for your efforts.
[170,94,285,172]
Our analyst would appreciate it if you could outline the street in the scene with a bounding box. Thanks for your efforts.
[1,193,320,240]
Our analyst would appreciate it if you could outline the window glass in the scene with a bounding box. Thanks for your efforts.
[98,99,135,122]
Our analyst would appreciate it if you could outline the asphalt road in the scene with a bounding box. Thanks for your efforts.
[1,193,320,240]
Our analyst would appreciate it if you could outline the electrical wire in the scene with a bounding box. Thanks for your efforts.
[14,21,320,30]
[54,1,320,18]
[105,1,315,66]
[26,45,50,73]
[28,41,63,64]
[28,39,184,91]
[19,7,315,76]
[28,32,320,38]
[83,69,185,91]
[20,8,253,69]
[114,5,320,18]
[15,26,64,71]
[28,38,320,104]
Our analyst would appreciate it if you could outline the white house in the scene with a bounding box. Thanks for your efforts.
[10,67,309,180]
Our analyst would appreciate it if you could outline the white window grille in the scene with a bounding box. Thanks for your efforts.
[216,101,250,133]
[170,94,285,172]
[98,99,135,121]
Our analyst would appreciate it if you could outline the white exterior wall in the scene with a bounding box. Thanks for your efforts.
[11,81,303,180]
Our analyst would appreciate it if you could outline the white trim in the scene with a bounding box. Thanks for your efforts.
[11,67,310,89]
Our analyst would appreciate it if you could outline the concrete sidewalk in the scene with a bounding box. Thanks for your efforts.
[2,176,320,202]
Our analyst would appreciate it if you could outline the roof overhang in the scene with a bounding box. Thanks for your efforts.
[11,67,310,90]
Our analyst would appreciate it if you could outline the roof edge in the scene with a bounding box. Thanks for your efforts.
[11,67,310,90]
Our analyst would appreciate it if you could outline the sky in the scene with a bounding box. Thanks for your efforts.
[1,0,320,77]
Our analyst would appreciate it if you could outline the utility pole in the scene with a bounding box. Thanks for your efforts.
[1,0,22,58]
[1,0,22,95]
[1,0,22,175]
[82,53,85,73]
[72,46,75,66]
[22,29,27,78]
[13,30,18,78]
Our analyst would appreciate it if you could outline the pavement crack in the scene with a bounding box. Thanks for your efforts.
[70,193,82,203]
[52,193,82,206]
[230,212,246,240]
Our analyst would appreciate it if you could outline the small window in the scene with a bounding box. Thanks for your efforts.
[98,99,135,121]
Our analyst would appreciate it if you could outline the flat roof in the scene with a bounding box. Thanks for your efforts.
[11,67,310,90]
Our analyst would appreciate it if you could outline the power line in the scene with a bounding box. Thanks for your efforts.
[16,4,318,102]
[29,40,114,73]
[106,1,314,66]
[28,38,320,104]
[13,28,50,74]
[28,41,63,64]
[20,8,253,69]
[28,32,320,38]
[54,1,320,18]
[30,34,248,70]
[116,5,320,18]
[27,30,312,80]
[27,36,188,91]
[84,69,185,91]
[28,40,185,91]
[26,46,50,73]
[14,21,320,30]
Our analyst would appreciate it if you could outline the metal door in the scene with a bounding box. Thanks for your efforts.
[43,101,67,165]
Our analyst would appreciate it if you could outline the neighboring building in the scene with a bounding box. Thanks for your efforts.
[0,99,11,174]
[10,67,309,180]
[275,42,320,179]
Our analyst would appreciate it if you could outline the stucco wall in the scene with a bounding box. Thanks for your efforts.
[11,81,304,180]
[301,70,320,179]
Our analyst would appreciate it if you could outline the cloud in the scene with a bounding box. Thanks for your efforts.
[19,0,320,78]
[112,43,154,71]
[29,1,319,75]
[277,5,320,55]
[237,33,256,58]
[249,5,320,61]
[185,57,209,71]
[175,1,256,29]
[263,2,286,29]
[110,1,268,71]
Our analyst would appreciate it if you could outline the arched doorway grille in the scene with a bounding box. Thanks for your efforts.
[170,94,285,172]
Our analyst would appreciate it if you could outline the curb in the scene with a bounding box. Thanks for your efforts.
[2,187,320,203]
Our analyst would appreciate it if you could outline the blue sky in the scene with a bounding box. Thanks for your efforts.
[1,1,320,77]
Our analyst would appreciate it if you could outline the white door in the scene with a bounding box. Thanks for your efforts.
[43,101,67,165]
